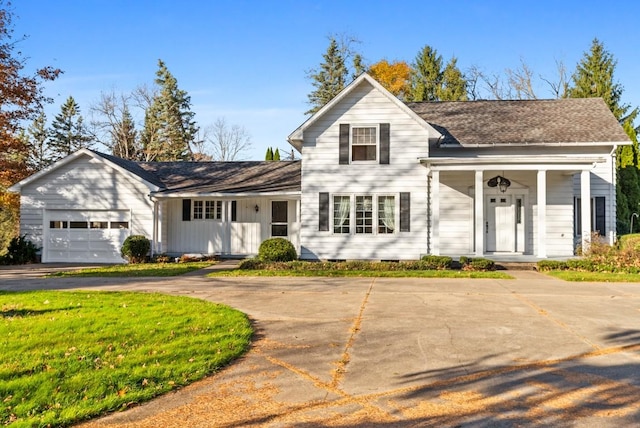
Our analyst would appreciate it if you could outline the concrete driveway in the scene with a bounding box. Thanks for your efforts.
[2,267,640,427]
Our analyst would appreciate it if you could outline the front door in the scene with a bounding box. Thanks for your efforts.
[486,195,515,252]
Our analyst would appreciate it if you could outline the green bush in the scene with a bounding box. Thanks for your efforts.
[239,258,266,270]
[420,255,453,269]
[121,235,151,264]
[537,260,568,271]
[459,256,470,266]
[258,238,297,262]
[0,235,39,265]
[566,258,597,271]
[462,257,495,271]
[618,234,640,252]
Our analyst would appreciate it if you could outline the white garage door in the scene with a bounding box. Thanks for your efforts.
[44,210,131,263]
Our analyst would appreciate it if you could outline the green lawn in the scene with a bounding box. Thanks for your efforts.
[208,269,511,279]
[546,270,640,282]
[46,262,213,277]
[0,291,252,427]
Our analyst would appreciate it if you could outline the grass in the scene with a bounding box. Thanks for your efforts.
[0,291,252,427]
[546,270,640,282]
[46,261,213,277]
[208,269,511,279]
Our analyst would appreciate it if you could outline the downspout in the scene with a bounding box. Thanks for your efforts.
[610,145,617,245]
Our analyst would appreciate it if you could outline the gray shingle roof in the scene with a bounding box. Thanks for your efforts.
[93,150,301,194]
[406,98,631,146]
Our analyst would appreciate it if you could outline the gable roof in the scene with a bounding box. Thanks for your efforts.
[407,98,631,146]
[287,73,440,150]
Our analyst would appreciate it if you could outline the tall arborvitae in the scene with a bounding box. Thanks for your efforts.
[273,148,281,161]
[567,38,639,234]
[265,147,274,161]
[49,96,93,161]
[140,60,199,161]
[306,37,347,114]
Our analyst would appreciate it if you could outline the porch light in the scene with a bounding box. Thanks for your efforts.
[488,175,511,193]
[255,204,259,213]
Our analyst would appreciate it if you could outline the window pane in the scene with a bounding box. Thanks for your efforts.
[49,221,68,229]
[272,201,288,223]
[193,200,203,219]
[271,224,288,237]
[110,221,129,229]
[333,196,350,234]
[355,196,373,234]
[378,196,395,233]
[70,221,88,229]
[90,221,108,229]
[352,145,376,161]
[352,127,377,161]
[205,200,217,219]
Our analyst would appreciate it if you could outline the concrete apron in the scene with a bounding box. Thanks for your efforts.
[3,271,640,427]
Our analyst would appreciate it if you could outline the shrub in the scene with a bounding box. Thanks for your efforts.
[537,260,568,271]
[0,235,39,265]
[258,238,297,262]
[462,257,495,271]
[420,255,453,270]
[153,253,172,263]
[121,235,151,264]
[566,258,597,271]
[618,234,640,252]
[239,258,265,270]
[459,256,470,266]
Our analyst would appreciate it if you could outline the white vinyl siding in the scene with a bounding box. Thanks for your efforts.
[300,79,430,260]
[18,154,154,263]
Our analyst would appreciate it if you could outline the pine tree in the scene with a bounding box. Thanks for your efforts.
[437,57,468,101]
[273,148,281,161]
[111,107,138,159]
[408,45,443,102]
[26,111,52,171]
[49,96,93,161]
[265,147,274,161]
[306,38,347,114]
[567,39,639,234]
[140,60,199,161]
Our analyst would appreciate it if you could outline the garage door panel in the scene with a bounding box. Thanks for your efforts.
[45,209,129,263]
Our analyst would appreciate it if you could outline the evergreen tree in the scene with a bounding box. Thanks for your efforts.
[306,37,347,114]
[273,148,281,161]
[408,45,443,102]
[111,107,138,159]
[567,39,639,234]
[26,111,52,171]
[265,147,274,161]
[49,96,93,161]
[140,60,199,161]
[437,57,468,101]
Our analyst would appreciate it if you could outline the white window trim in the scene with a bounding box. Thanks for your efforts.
[193,199,223,221]
[331,193,398,235]
[350,124,379,164]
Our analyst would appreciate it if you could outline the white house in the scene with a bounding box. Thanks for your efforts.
[8,150,301,263]
[9,73,631,263]
[287,73,631,261]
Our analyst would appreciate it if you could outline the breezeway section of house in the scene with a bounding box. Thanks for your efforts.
[9,73,631,263]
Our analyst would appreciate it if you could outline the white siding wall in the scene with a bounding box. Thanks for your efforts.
[438,172,473,255]
[165,197,300,256]
[543,171,575,256]
[19,155,154,252]
[300,80,430,260]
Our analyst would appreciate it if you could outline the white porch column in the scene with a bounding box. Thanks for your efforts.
[537,170,547,258]
[431,170,440,255]
[581,170,592,253]
[156,201,163,254]
[475,170,484,256]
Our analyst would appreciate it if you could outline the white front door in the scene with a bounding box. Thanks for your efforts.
[486,196,515,252]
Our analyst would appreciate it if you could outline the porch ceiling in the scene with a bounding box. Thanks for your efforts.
[419,155,608,171]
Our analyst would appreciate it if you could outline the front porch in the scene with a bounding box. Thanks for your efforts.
[422,156,610,259]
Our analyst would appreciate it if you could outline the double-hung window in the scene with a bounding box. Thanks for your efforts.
[377,196,395,234]
[355,196,373,234]
[351,126,377,161]
[193,200,204,219]
[205,200,222,220]
[333,196,351,234]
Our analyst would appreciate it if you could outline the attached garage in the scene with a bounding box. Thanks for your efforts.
[44,210,131,263]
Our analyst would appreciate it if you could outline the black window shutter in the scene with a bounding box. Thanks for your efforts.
[339,124,350,165]
[182,199,191,221]
[319,192,329,231]
[400,192,410,232]
[379,123,390,164]
[595,196,605,236]
[231,200,237,222]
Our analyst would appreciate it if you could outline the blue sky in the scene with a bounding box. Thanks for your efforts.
[13,1,640,160]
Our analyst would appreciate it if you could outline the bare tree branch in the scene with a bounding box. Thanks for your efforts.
[199,118,252,161]
[540,59,568,99]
